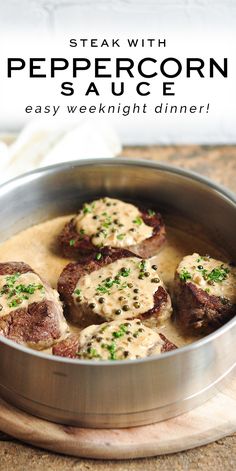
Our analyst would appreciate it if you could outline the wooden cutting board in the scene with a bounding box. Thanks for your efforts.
[0,368,235,460]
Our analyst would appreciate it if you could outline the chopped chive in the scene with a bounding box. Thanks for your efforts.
[83,204,92,214]
[133,216,142,226]
[117,233,125,240]
[179,269,192,281]
[147,209,156,216]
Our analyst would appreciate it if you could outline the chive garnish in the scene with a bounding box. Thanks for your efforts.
[0,273,44,309]
[179,270,192,281]
[133,216,142,226]
[117,234,125,240]
[147,209,156,216]
[82,204,92,214]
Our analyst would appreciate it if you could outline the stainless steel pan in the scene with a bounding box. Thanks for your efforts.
[0,159,235,428]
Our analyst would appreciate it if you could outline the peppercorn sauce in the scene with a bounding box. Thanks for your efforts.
[0,272,47,317]
[73,257,171,321]
[75,197,153,248]
[77,319,164,360]
[177,253,236,302]
[0,214,226,352]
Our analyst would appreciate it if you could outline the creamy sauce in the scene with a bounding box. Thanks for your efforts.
[0,214,227,352]
[74,257,170,321]
[75,197,153,248]
[0,272,45,317]
[78,319,164,360]
[177,253,236,302]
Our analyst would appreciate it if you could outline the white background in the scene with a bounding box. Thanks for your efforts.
[0,0,236,145]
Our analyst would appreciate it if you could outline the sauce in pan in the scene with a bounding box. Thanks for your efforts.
[0,214,227,353]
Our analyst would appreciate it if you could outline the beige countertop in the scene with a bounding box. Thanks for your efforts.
[0,145,235,470]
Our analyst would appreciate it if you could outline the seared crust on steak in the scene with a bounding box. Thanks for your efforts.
[52,328,177,360]
[52,333,80,358]
[0,261,31,276]
[0,300,65,349]
[159,333,177,353]
[174,279,236,334]
[57,247,172,328]
[58,218,96,259]
[173,254,236,334]
[131,209,166,258]
[58,248,139,326]
[139,286,168,322]
[0,261,68,349]
[58,247,135,300]
[58,203,166,259]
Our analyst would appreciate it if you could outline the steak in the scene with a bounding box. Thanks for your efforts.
[0,262,69,349]
[58,197,165,259]
[173,253,236,334]
[52,319,177,360]
[58,247,172,328]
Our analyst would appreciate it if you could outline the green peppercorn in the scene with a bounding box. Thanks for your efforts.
[115,309,122,315]
[118,296,125,301]
[134,302,140,309]
[92,215,98,220]
[128,283,133,288]
[128,337,133,342]
[129,228,135,232]
[133,288,139,293]
[198,265,204,270]
[133,296,139,300]
[99,297,105,304]
[138,328,144,332]
[122,305,130,311]
[151,278,160,283]
[152,265,158,270]
[124,351,129,358]
[144,272,150,277]
[138,274,144,280]
[76,296,82,303]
